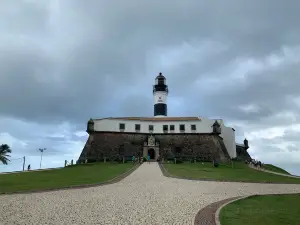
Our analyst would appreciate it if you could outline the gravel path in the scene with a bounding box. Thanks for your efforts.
[1,163,300,225]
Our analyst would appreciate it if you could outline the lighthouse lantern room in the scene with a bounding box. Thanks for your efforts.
[153,72,168,117]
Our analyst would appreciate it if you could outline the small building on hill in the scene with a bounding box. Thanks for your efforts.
[78,73,250,163]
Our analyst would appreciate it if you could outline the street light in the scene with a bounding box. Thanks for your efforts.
[39,148,46,169]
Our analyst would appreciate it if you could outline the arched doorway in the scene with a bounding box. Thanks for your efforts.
[148,148,155,160]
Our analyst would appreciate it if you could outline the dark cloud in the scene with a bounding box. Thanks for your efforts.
[1,0,300,123]
[0,0,300,174]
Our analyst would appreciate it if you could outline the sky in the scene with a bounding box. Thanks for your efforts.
[0,0,300,175]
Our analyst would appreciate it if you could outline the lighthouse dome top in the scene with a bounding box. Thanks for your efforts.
[155,72,166,80]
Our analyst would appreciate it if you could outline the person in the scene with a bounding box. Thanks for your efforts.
[27,164,31,171]
[147,154,150,163]
[132,155,135,165]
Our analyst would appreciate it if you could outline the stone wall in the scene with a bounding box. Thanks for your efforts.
[236,145,252,161]
[154,134,229,162]
[77,132,231,163]
[78,133,146,163]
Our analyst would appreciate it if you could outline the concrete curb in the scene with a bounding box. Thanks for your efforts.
[0,163,141,196]
[158,163,300,184]
[193,197,240,225]
[214,196,250,225]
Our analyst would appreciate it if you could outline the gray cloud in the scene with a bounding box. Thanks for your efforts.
[0,0,300,174]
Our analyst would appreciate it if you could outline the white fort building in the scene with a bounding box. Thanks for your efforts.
[78,73,250,163]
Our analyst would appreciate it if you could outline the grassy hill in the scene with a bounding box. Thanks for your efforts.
[163,161,300,183]
[262,164,290,175]
[0,162,135,194]
[220,194,300,225]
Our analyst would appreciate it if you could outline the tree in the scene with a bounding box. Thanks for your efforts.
[0,144,12,165]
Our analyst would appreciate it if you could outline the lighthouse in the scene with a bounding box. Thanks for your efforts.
[153,72,168,117]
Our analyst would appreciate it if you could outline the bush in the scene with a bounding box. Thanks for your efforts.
[175,159,184,164]
[213,161,219,167]
[167,151,175,161]
[87,159,97,163]
[113,156,128,163]
[143,157,147,162]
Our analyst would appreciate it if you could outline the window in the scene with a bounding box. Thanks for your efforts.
[119,123,125,130]
[163,125,168,131]
[180,124,185,131]
[149,125,154,131]
[170,125,175,131]
[158,78,165,85]
[135,124,141,131]
[191,124,196,131]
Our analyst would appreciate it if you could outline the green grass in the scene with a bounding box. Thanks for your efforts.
[263,164,290,175]
[220,194,300,225]
[164,162,300,183]
[0,162,135,194]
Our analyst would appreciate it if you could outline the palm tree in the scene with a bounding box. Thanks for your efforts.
[0,144,12,165]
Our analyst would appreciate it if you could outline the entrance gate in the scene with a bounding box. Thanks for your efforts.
[148,148,155,159]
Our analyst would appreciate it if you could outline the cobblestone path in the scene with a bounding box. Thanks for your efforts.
[1,163,300,225]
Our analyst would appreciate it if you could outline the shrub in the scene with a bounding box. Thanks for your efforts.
[114,156,126,163]
[87,159,97,163]
[167,151,175,161]
[175,159,184,164]
[213,161,219,167]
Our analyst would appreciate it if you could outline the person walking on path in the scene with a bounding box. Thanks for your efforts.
[147,155,150,164]
[132,155,135,165]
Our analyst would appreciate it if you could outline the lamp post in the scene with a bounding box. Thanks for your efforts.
[39,148,46,169]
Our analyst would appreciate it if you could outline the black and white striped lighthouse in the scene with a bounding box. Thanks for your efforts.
[153,72,168,117]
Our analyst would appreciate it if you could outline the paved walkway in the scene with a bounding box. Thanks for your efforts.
[1,163,300,225]
[249,165,300,178]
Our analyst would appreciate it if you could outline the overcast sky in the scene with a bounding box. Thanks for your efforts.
[1,0,300,175]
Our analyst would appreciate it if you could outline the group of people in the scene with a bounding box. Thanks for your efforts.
[131,155,143,164]
[245,159,263,168]
[132,154,159,164]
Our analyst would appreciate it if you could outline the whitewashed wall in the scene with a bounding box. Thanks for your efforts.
[93,117,236,158]
[220,126,236,158]
[94,118,213,133]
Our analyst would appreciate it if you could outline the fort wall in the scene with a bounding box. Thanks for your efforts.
[78,132,231,163]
